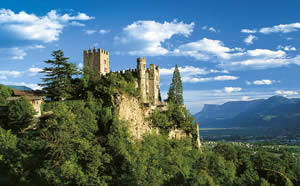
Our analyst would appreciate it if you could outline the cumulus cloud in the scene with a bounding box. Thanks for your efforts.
[244,35,257,45]
[224,87,242,93]
[202,26,217,32]
[0,47,27,60]
[70,21,85,27]
[259,22,300,34]
[84,29,97,35]
[241,29,256,34]
[173,38,240,60]
[275,90,298,95]
[160,66,228,76]
[277,45,296,51]
[182,75,238,83]
[218,48,299,70]
[253,79,276,85]
[0,70,22,79]
[0,9,94,43]
[160,66,233,83]
[28,67,43,76]
[115,20,194,56]
[99,29,110,34]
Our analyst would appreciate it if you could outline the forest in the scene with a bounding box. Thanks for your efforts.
[0,50,299,185]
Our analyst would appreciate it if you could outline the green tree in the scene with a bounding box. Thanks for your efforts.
[0,84,13,105]
[7,97,36,133]
[39,50,78,101]
[167,64,184,104]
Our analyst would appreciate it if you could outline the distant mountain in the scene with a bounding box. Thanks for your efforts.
[6,85,32,91]
[194,96,300,129]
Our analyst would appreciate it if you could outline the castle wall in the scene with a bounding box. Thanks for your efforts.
[84,48,110,77]
[83,48,160,105]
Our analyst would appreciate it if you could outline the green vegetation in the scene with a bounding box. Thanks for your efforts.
[167,64,184,104]
[39,50,78,101]
[0,84,13,105]
[0,51,298,185]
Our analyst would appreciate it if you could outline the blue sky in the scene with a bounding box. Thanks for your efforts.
[1,0,300,113]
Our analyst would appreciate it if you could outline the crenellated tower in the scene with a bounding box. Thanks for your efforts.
[137,57,160,105]
[137,57,147,101]
[83,48,160,105]
[84,48,110,77]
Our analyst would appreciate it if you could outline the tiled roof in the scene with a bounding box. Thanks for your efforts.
[13,90,43,97]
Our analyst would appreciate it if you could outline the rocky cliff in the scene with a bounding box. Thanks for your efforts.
[115,94,190,140]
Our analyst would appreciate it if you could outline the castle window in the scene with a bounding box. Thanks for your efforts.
[105,68,108,72]
[104,60,106,64]
[143,64,146,69]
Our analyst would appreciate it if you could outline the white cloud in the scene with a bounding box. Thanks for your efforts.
[169,35,299,70]
[77,63,83,69]
[277,45,296,51]
[160,66,233,83]
[241,96,249,101]
[244,35,257,45]
[28,67,43,76]
[275,90,298,95]
[99,29,110,34]
[160,66,228,76]
[115,20,194,56]
[0,9,94,43]
[28,67,42,73]
[202,25,217,32]
[259,22,300,34]
[84,29,97,35]
[241,29,256,34]
[0,70,23,78]
[208,27,217,32]
[33,44,45,49]
[224,87,242,93]
[70,21,85,27]
[0,76,7,80]
[11,48,27,60]
[247,49,285,58]
[174,38,239,60]
[218,49,296,70]
[253,79,275,85]
[182,75,238,83]
[0,47,27,60]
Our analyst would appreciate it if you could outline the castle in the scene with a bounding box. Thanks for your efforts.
[83,48,161,105]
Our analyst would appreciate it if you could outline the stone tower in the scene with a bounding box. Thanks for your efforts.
[84,48,110,77]
[137,57,160,105]
[137,57,147,101]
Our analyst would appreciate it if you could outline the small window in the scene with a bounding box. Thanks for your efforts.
[104,60,106,64]
[105,68,108,72]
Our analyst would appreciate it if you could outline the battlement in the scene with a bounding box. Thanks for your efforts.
[84,48,110,76]
[84,48,109,55]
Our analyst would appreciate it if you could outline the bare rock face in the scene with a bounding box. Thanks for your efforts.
[116,94,155,140]
[115,94,193,142]
[168,128,190,139]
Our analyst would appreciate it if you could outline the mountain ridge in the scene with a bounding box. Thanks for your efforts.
[194,96,300,129]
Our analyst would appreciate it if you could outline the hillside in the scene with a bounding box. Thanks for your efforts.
[6,85,32,91]
[194,96,300,129]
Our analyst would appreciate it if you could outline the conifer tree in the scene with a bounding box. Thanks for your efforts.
[167,64,184,104]
[39,50,78,101]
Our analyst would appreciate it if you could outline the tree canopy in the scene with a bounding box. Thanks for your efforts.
[167,64,184,105]
[39,50,78,101]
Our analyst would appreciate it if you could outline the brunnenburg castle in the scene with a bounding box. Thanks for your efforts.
[84,48,161,105]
